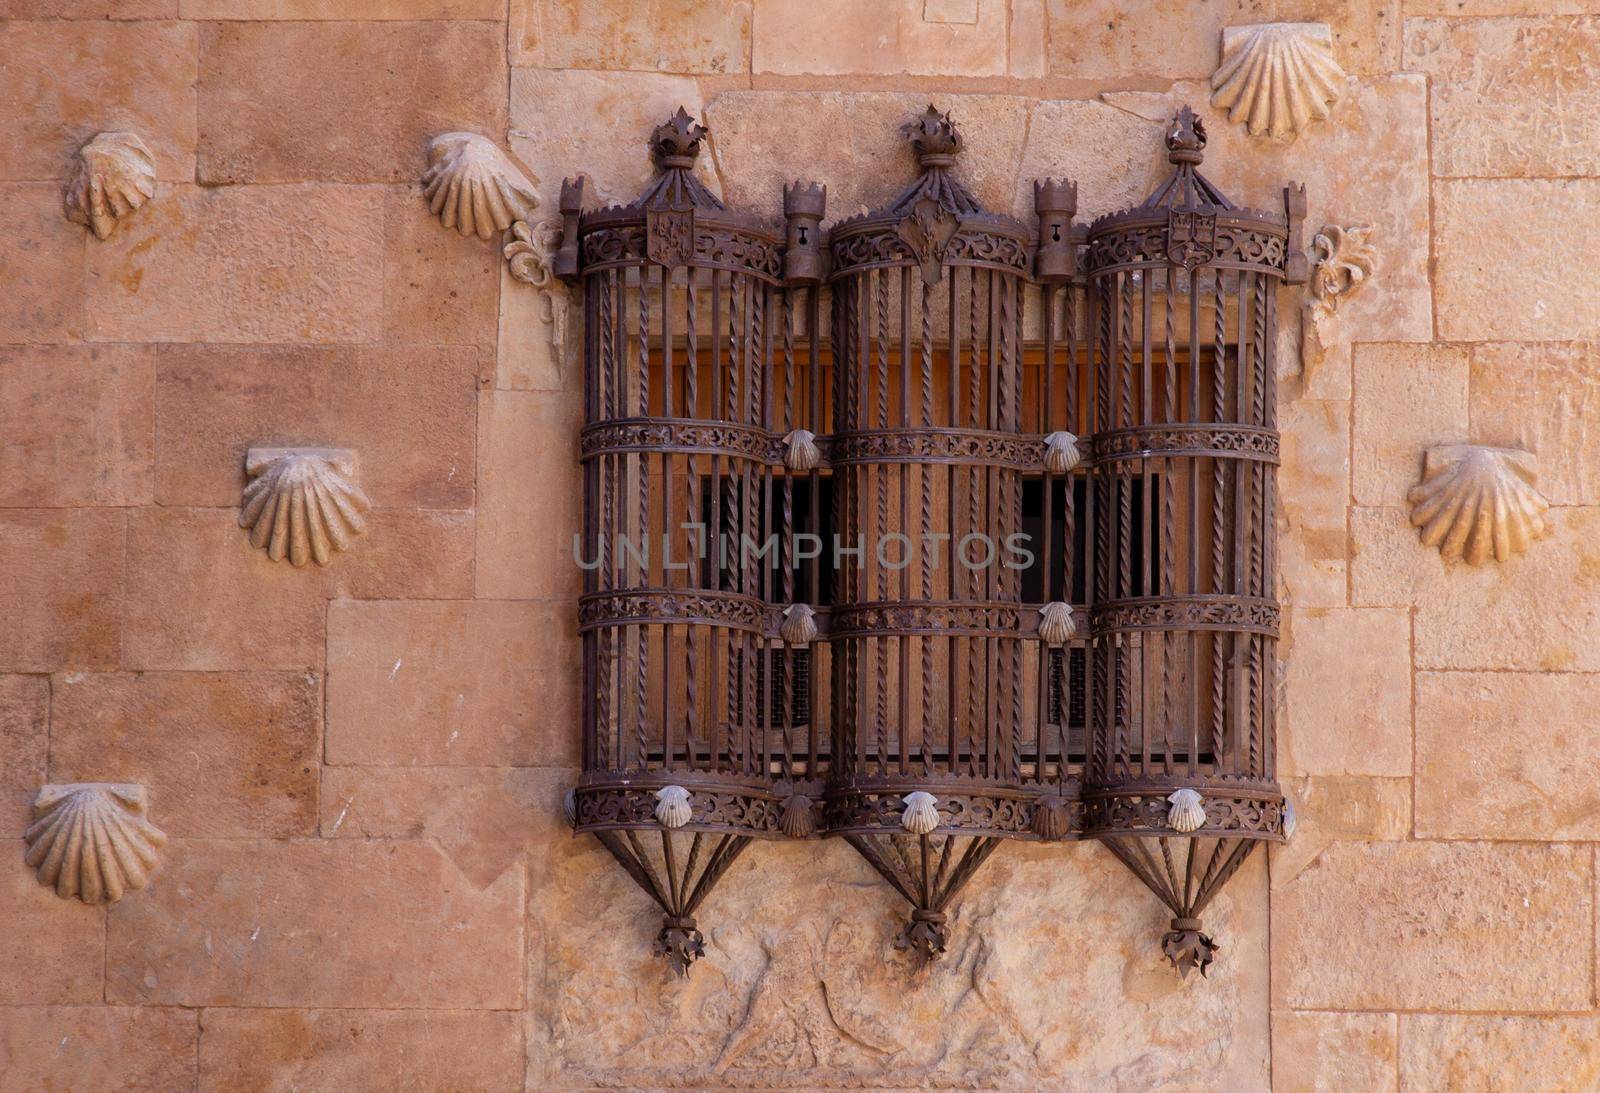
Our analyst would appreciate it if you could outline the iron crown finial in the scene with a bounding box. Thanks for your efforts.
[902,103,961,166]
[650,106,708,169]
[1166,105,1207,165]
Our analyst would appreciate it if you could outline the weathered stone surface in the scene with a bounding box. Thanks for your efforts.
[1280,608,1411,777]
[322,766,558,887]
[326,599,578,766]
[1014,98,1159,224]
[1092,78,1430,348]
[1400,1014,1600,1092]
[1271,1010,1397,1093]
[1406,16,1600,178]
[0,19,196,180]
[0,675,48,835]
[0,1006,196,1090]
[1274,841,1591,1010]
[0,345,154,507]
[1352,343,1468,507]
[495,261,576,391]
[186,0,497,15]
[197,21,506,184]
[155,345,477,509]
[84,184,384,345]
[0,865,104,1004]
[1416,672,1600,839]
[1407,0,1600,10]
[707,90,1028,225]
[475,388,583,600]
[333,508,476,601]
[108,839,524,1007]
[1270,775,1410,888]
[0,509,123,672]
[383,184,501,349]
[51,671,320,839]
[198,1008,522,1092]
[1352,505,1600,670]
[124,508,325,672]
[0,0,175,14]
[1277,397,1349,608]
[512,0,751,71]
[1045,0,1398,79]
[509,69,709,210]
[2,183,85,343]
[1436,179,1600,342]
[1468,342,1600,506]
[530,830,1271,1087]
[752,0,1008,77]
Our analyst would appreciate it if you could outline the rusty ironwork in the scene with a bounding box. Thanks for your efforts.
[1082,105,1291,977]
[563,102,1290,977]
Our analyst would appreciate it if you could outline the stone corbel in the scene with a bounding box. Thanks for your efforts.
[1301,223,1377,385]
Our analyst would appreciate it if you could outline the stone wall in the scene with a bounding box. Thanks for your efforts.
[3,2,1595,1089]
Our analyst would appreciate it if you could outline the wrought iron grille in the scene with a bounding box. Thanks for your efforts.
[559,103,1298,978]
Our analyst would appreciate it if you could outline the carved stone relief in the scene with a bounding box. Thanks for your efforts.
[1408,445,1551,566]
[1302,223,1377,381]
[24,784,166,904]
[240,447,371,567]
[1210,23,1346,140]
[64,131,155,241]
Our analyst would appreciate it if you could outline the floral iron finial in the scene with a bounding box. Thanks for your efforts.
[901,104,961,165]
[1166,105,1207,165]
[650,106,708,169]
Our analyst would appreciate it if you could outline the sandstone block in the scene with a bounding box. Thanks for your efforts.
[752,0,1007,76]
[107,839,524,1007]
[1271,1010,1397,1093]
[0,0,176,14]
[383,184,501,349]
[332,509,476,601]
[198,21,506,184]
[1280,608,1410,777]
[124,508,325,672]
[1270,775,1410,888]
[1417,671,1600,839]
[1274,840,1591,1010]
[1406,16,1600,178]
[322,766,567,887]
[0,1006,196,1090]
[2,183,85,343]
[0,510,123,672]
[1352,343,1468,507]
[1468,342,1600,506]
[0,345,154,507]
[1400,1014,1600,1093]
[495,261,577,392]
[1277,397,1350,608]
[1435,179,1600,341]
[475,389,583,599]
[326,599,578,766]
[0,675,49,836]
[0,865,104,1004]
[706,90,1027,223]
[84,184,384,345]
[509,69,709,211]
[1352,505,1600,670]
[1406,0,1600,10]
[186,0,497,15]
[198,1008,522,1092]
[51,671,320,839]
[154,345,477,509]
[512,0,751,72]
[0,19,196,180]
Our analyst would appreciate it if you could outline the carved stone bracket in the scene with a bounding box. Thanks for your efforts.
[241,447,371,567]
[24,784,166,904]
[65,132,155,241]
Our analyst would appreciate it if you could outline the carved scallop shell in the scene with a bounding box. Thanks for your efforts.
[563,787,577,828]
[1038,601,1076,646]
[24,784,166,904]
[422,132,539,240]
[1043,431,1081,475]
[654,785,692,828]
[780,602,818,646]
[1282,797,1297,840]
[900,791,940,835]
[1167,788,1207,834]
[1210,23,1346,139]
[65,132,155,241]
[783,429,821,472]
[1408,445,1550,566]
[241,448,372,568]
[1031,793,1072,841]
[779,794,815,838]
